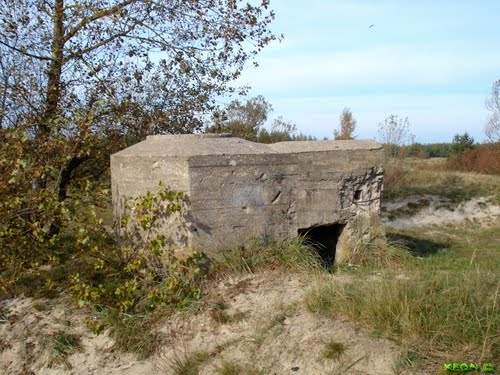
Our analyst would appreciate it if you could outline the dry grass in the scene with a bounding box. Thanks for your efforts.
[383,157,500,203]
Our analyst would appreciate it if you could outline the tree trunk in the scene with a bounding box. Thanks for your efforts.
[40,0,65,137]
[47,156,88,238]
[39,0,66,237]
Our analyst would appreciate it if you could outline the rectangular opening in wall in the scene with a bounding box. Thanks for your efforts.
[354,189,362,201]
[298,223,345,267]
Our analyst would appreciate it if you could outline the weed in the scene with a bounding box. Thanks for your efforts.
[210,300,231,324]
[210,236,321,276]
[47,331,81,369]
[169,350,211,375]
[322,341,346,361]
[393,349,423,371]
[252,303,297,346]
[343,238,412,272]
[32,301,49,312]
[269,237,322,271]
[445,144,500,175]
[218,361,265,375]
[102,308,165,360]
[368,329,383,339]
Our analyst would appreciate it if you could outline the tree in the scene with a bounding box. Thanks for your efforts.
[0,0,278,287]
[452,132,475,154]
[207,95,273,140]
[334,107,357,140]
[485,79,500,142]
[207,96,316,143]
[0,0,277,229]
[377,115,412,158]
[258,116,296,143]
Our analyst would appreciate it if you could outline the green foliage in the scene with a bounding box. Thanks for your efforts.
[398,143,453,158]
[70,182,204,313]
[0,0,278,298]
[451,132,475,154]
[0,125,110,296]
[207,95,273,140]
[422,143,453,157]
[207,95,315,143]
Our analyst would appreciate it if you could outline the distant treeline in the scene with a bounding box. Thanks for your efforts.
[400,143,454,158]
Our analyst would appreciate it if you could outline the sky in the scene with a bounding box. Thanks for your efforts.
[235,0,500,143]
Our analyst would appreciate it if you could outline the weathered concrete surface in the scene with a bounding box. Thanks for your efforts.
[111,134,384,263]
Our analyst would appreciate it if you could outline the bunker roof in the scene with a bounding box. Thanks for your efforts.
[113,134,382,157]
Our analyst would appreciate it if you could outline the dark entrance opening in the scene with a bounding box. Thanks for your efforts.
[298,224,345,267]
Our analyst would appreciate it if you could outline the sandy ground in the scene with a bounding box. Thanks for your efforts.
[0,271,426,375]
[381,195,500,228]
[4,194,495,374]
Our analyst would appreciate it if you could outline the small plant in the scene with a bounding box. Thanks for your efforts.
[101,308,164,359]
[47,331,81,369]
[210,300,231,324]
[393,350,423,371]
[169,350,211,375]
[368,329,383,339]
[252,303,297,346]
[218,361,265,375]
[211,236,321,276]
[84,315,104,335]
[305,270,499,359]
[322,341,346,361]
[32,302,49,312]
[70,182,204,313]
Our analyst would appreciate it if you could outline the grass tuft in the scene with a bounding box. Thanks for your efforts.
[322,341,346,361]
[169,350,210,375]
[47,331,81,369]
[210,236,321,276]
[218,361,266,375]
[102,308,165,360]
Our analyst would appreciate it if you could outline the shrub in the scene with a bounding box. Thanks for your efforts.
[383,159,406,189]
[0,127,110,296]
[70,182,204,312]
[445,143,500,175]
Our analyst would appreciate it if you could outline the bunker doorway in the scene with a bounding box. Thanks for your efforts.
[298,224,345,267]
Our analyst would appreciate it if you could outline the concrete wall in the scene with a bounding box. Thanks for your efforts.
[111,134,385,263]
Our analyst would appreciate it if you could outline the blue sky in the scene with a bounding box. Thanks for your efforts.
[236,0,500,143]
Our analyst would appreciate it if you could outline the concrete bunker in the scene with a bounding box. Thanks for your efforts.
[111,134,385,264]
